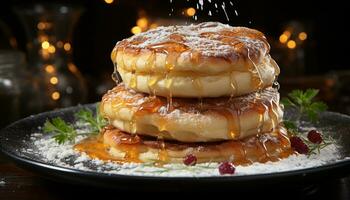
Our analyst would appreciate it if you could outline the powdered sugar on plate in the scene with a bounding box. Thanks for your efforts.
[21,126,347,177]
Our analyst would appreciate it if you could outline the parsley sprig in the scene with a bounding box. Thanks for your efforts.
[75,106,106,134]
[43,104,107,144]
[43,118,77,144]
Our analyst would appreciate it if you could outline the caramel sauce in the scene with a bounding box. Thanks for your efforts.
[129,56,138,89]
[101,84,280,140]
[223,107,240,139]
[254,99,267,134]
[246,49,263,90]
[74,136,117,161]
[229,72,237,99]
[147,41,189,112]
[192,77,203,97]
[200,30,268,92]
[156,137,169,165]
[113,23,275,97]
[74,125,294,166]
[165,72,173,111]
[146,51,157,96]
[119,144,140,162]
[74,126,143,163]
[101,23,287,167]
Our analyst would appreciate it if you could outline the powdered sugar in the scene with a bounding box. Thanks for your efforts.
[118,22,268,58]
[23,127,347,177]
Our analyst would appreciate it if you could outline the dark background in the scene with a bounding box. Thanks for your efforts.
[0,1,350,199]
[1,0,347,73]
[0,0,349,125]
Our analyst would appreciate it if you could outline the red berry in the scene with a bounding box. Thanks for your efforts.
[183,154,197,166]
[307,130,323,144]
[218,162,235,175]
[290,136,309,154]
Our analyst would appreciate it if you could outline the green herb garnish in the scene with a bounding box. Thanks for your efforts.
[43,117,77,144]
[281,89,327,127]
[75,106,107,134]
[43,104,107,144]
[306,135,335,156]
[281,89,333,155]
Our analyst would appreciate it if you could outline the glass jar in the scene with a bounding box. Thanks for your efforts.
[13,3,87,110]
[0,50,23,127]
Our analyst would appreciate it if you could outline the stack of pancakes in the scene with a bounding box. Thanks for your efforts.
[100,22,292,165]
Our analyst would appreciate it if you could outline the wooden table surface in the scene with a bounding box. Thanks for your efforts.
[1,151,349,199]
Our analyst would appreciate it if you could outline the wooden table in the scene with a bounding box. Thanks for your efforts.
[1,151,350,199]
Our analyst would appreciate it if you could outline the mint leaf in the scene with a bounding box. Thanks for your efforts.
[283,120,297,131]
[304,89,319,104]
[288,90,304,105]
[281,97,296,108]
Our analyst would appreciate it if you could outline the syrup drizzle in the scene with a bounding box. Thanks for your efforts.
[156,136,169,165]
[100,22,287,167]
[101,84,281,141]
[74,125,293,165]
[147,37,189,112]
[247,48,264,91]
[113,22,275,101]
[146,50,157,96]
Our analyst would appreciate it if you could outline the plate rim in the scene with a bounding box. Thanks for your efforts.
[1,104,350,182]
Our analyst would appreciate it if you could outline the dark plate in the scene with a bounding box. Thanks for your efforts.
[1,103,350,190]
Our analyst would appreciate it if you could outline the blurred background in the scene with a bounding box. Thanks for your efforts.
[0,0,349,128]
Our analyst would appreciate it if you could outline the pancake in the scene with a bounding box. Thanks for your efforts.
[111,22,279,97]
[100,84,283,142]
[91,125,292,164]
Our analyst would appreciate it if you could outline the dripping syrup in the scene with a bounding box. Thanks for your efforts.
[74,126,293,165]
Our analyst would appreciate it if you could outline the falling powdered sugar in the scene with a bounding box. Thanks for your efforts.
[221,2,230,21]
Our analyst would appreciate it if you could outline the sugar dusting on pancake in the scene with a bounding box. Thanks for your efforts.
[111,22,279,99]
[100,84,283,142]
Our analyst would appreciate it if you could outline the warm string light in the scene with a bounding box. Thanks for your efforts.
[131,26,142,34]
[287,40,296,49]
[279,29,307,50]
[35,20,79,105]
[279,30,291,44]
[186,7,196,16]
[50,77,59,85]
[51,91,60,100]
[40,39,73,103]
[37,22,52,30]
[150,23,158,29]
[279,34,288,43]
[37,22,46,30]
[104,0,114,4]
[131,16,158,35]
[38,35,48,43]
[48,45,56,53]
[298,32,307,41]
[45,65,55,73]
[137,17,148,29]
[68,63,78,73]
[64,43,71,51]
[56,41,64,48]
[41,41,50,49]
